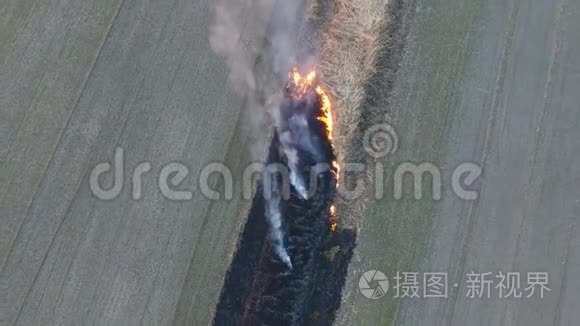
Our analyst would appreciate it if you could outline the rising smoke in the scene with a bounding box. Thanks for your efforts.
[278,105,325,200]
[209,0,309,268]
[263,173,293,269]
[279,132,309,200]
[209,0,307,108]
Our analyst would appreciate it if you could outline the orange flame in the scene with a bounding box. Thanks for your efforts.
[329,204,338,232]
[315,86,333,141]
[288,68,334,141]
[289,67,317,100]
[332,160,340,185]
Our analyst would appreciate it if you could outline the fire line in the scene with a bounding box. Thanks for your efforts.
[287,67,340,232]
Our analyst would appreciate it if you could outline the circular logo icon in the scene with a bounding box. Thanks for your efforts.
[363,123,399,158]
[359,270,389,299]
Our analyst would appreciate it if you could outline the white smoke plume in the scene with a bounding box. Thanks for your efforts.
[263,174,293,269]
[208,0,306,116]
[279,130,309,199]
[285,147,309,200]
[279,108,328,200]
[209,0,308,269]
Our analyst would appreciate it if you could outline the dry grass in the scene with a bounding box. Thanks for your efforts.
[315,0,391,228]
[319,0,389,162]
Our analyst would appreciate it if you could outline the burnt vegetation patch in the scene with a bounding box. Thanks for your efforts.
[214,136,357,326]
[214,82,356,325]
